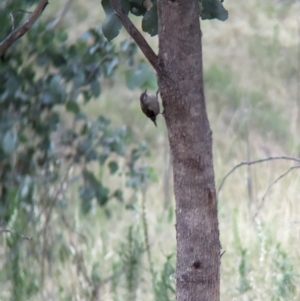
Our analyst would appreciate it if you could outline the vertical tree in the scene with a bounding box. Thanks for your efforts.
[157,2,220,300]
[0,0,228,299]
[106,0,228,300]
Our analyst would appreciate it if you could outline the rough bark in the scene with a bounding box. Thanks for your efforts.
[110,0,221,299]
[157,1,220,300]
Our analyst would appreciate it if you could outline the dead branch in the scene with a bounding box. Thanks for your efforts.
[0,0,49,56]
[109,0,159,73]
[217,156,300,198]
[252,165,300,221]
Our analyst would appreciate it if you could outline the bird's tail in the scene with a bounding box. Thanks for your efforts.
[151,117,157,127]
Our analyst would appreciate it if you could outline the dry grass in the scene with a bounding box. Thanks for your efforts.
[4,0,300,300]
[64,0,300,300]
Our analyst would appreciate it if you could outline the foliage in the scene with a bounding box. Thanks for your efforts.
[154,254,175,301]
[232,209,252,293]
[0,0,40,41]
[0,20,141,220]
[101,0,228,41]
[1,0,299,301]
[271,243,297,300]
[119,226,144,301]
[0,1,160,300]
[199,0,228,21]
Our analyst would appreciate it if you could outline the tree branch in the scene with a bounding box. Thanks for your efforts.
[217,156,300,198]
[109,0,160,73]
[252,165,300,221]
[0,0,49,56]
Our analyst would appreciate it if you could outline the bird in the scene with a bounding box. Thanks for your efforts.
[139,89,160,127]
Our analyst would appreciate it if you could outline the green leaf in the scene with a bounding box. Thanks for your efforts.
[142,1,158,36]
[37,54,50,65]
[41,92,55,104]
[56,30,68,42]
[90,80,101,97]
[125,63,156,90]
[129,0,143,6]
[6,73,20,93]
[129,0,146,16]
[66,101,80,114]
[200,0,228,21]
[101,0,123,41]
[106,57,119,76]
[79,186,93,214]
[52,54,67,67]
[82,169,110,206]
[82,90,92,103]
[49,75,65,97]
[113,189,123,202]
[108,161,119,174]
[121,0,131,14]
[2,128,18,154]
[130,6,146,16]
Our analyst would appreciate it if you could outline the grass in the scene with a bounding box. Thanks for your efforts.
[1,0,300,300]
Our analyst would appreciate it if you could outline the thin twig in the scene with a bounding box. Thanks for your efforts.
[217,156,300,198]
[10,9,33,31]
[44,162,74,228]
[252,165,300,221]
[47,0,72,29]
[61,213,87,242]
[9,12,14,31]
[246,117,253,210]
[109,0,160,73]
[0,228,32,240]
[0,0,49,56]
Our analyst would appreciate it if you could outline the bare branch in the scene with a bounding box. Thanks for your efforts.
[47,0,72,29]
[217,156,300,197]
[252,165,300,221]
[0,0,49,56]
[109,0,160,73]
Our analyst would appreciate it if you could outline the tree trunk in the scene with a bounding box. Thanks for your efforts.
[157,1,220,300]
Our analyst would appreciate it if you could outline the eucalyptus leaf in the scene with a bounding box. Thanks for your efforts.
[101,0,123,41]
[66,101,80,114]
[129,0,146,16]
[200,0,228,21]
[90,80,101,97]
[106,57,119,76]
[108,161,119,174]
[142,0,158,36]
[2,128,18,154]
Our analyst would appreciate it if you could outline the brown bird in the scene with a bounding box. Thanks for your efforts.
[139,89,160,127]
